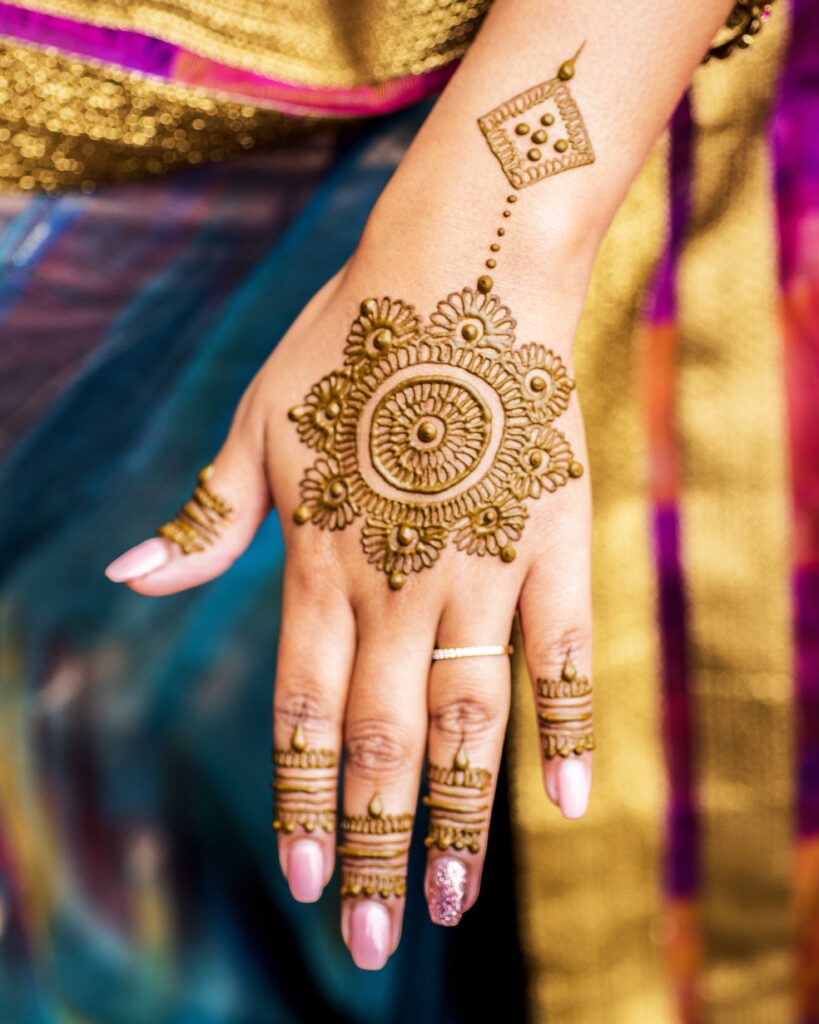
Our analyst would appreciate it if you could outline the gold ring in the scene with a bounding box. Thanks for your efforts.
[431,644,513,662]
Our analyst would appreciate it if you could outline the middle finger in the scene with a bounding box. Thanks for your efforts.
[339,595,438,970]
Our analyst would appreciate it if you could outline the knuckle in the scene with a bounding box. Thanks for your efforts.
[527,624,590,678]
[344,716,419,778]
[274,679,339,732]
[430,694,503,740]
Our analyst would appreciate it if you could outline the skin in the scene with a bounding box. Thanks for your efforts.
[106,0,737,969]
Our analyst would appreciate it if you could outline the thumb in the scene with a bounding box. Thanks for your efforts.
[104,418,272,597]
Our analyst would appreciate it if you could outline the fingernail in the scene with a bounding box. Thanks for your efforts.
[350,900,391,970]
[558,758,590,819]
[426,857,467,926]
[105,538,169,582]
[286,839,324,903]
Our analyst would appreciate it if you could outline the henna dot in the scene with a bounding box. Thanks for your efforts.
[562,659,577,682]
[326,400,341,419]
[569,461,584,478]
[477,274,493,293]
[283,822,295,834]
[558,59,575,81]
[502,209,512,218]
[515,123,530,135]
[532,129,547,144]
[272,819,281,830]
[416,419,439,443]
[388,572,405,591]
[529,450,543,469]
[554,139,568,153]
[497,227,505,236]
[490,243,500,252]
[461,322,480,342]
[507,194,517,203]
[304,821,315,833]
[527,147,541,161]
[372,326,394,351]
[529,374,548,393]
[540,113,555,126]
[500,545,517,563]
[293,505,312,525]
[328,480,346,500]
[485,258,497,269]
[360,297,379,317]
[364,884,375,896]
[397,524,416,546]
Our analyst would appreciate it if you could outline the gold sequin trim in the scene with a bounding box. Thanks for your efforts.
[16,0,491,88]
[0,40,315,192]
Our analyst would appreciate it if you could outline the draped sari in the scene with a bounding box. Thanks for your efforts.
[0,2,816,1022]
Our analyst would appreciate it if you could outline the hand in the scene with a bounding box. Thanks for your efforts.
[104,222,596,968]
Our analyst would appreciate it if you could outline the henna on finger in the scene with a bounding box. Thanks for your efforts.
[271,723,338,836]
[423,742,492,855]
[157,463,234,554]
[338,793,414,899]
[535,655,595,760]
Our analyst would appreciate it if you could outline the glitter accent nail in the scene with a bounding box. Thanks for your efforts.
[426,857,467,926]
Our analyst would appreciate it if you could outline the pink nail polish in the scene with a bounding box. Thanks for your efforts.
[426,857,467,926]
[105,538,169,582]
[286,839,324,903]
[350,900,391,970]
[558,758,590,819]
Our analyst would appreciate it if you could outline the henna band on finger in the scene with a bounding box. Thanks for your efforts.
[157,463,234,554]
[338,793,414,899]
[423,742,492,855]
[271,723,338,836]
[536,656,595,759]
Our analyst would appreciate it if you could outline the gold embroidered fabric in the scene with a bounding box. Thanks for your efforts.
[510,141,674,1023]
[15,0,491,87]
[0,41,314,192]
[678,11,793,1022]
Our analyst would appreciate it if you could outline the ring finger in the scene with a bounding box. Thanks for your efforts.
[423,588,516,926]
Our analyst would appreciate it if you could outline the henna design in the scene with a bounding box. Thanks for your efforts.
[290,281,582,589]
[271,723,337,835]
[535,656,595,759]
[157,464,233,554]
[477,46,594,191]
[423,742,492,854]
[338,792,414,899]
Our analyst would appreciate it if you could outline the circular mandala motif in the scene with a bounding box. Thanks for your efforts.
[370,378,491,494]
[289,283,583,588]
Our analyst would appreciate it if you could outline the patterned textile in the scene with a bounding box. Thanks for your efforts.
[0,111,525,1024]
[0,3,817,1024]
[0,1,480,190]
[511,2,819,1022]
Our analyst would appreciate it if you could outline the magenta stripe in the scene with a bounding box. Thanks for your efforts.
[654,501,699,897]
[0,2,176,75]
[0,2,454,117]
[773,0,819,838]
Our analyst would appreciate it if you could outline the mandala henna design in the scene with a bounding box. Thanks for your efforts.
[536,656,596,759]
[423,741,492,854]
[478,45,595,191]
[271,723,338,835]
[289,277,583,589]
[338,792,414,899]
